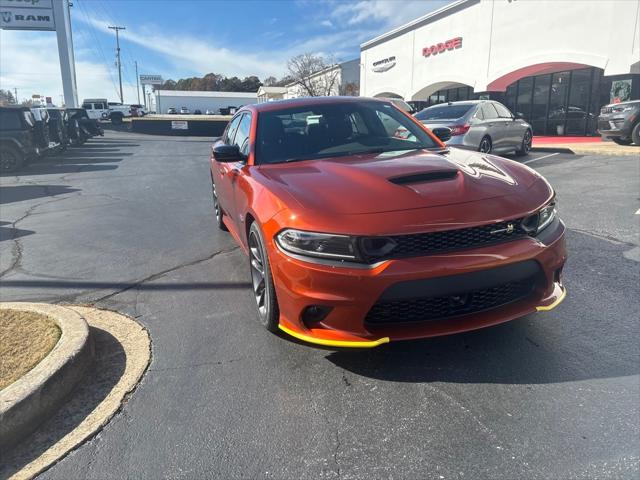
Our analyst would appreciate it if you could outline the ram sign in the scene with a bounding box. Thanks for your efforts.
[0,0,55,31]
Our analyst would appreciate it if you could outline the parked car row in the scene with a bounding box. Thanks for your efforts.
[0,105,104,173]
[165,106,239,115]
[81,98,145,125]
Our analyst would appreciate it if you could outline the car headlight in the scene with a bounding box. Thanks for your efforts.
[276,229,359,261]
[537,200,557,231]
[522,199,557,234]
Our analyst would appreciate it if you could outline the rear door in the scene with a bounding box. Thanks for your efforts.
[493,102,521,149]
[480,103,507,151]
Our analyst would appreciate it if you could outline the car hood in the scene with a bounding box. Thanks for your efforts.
[258,148,542,215]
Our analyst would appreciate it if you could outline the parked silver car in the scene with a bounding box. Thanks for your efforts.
[415,100,532,155]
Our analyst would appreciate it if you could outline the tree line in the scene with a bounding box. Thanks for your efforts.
[159,73,293,92]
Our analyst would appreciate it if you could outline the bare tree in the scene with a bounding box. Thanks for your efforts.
[287,53,340,97]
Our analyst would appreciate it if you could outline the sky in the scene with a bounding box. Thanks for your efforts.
[0,0,450,105]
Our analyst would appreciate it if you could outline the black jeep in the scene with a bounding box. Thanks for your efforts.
[47,108,70,151]
[0,106,41,173]
[66,108,104,145]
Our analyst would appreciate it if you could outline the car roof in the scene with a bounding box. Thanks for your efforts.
[247,96,391,114]
[0,105,31,112]
[426,100,486,107]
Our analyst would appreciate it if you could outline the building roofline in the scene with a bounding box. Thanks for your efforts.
[284,58,359,88]
[360,0,478,51]
[154,90,257,98]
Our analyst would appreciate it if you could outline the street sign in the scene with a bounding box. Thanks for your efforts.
[140,75,163,85]
[0,0,55,31]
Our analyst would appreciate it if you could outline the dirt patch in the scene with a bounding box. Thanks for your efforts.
[0,310,61,390]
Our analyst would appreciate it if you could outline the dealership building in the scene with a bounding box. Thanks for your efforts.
[360,0,640,136]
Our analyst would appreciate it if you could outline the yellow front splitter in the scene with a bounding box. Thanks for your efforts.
[536,286,567,312]
[278,324,389,348]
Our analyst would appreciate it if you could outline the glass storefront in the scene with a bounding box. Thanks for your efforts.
[412,68,640,136]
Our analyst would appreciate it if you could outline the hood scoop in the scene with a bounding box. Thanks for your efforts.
[389,170,458,186]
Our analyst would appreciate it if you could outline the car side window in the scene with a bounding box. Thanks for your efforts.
[82,103,91,110]
[232,113,252,157]
[481,103,499,120]
[493,102,513,118]
[0,111,22,130]
[223,114,243,145]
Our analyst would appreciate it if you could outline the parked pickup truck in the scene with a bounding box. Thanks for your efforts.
[81,98,134,125]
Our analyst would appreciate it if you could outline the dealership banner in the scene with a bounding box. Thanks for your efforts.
[0,0,55,31]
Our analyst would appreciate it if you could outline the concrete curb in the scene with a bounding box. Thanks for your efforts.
[531,146,576,154]
[0,303,94,452]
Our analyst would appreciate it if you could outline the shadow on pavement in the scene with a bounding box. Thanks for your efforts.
[0,185,80,205]
[0,327,126,478]
[0,279,252,291]
[0,221,35,242]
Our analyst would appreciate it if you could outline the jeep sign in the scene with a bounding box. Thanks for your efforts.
[0,0,55,31]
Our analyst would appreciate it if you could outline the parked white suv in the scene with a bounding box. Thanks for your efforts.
[81,98,133,125]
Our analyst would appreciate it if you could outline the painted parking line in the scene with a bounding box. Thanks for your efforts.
[523,152,560,164]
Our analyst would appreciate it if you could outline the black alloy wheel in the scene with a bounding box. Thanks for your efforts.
[248,222,279,332]
[479,136,492,154]
[515,129,532,156]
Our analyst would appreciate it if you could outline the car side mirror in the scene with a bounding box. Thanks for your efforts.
[431,127,452,143]
[213,144,243,162]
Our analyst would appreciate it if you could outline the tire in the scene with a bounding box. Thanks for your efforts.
[479,136,492,154]
[210,177,228,231]
[631,123,640,146]
[0,145,25,173]
[110,113,123,125]
[612,137,632,146]
[515,129,532,156]
[248,221,279,333]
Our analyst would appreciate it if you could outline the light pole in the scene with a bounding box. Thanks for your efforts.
[135,60,141,104]
[108,25,126,103]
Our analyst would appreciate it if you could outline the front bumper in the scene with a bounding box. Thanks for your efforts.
[270,218,567,347]
[597,114,635,138]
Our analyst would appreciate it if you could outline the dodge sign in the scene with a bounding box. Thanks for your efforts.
[422,37,463,58]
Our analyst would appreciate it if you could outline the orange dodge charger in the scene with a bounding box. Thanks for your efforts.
[209,97,567,348]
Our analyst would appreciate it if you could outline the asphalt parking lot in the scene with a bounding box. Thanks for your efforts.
[1,131,638,479]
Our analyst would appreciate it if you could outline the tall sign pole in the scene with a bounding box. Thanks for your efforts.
[2,0,78,107]
[53,0,78,107]
[108,25,126,103]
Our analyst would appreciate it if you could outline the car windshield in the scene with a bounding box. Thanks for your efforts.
[415,104,474,121]
[255,101,439,165]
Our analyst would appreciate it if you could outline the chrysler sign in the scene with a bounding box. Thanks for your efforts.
[422,37,462,58]
[372,56,396,73]
[0,0,55,31]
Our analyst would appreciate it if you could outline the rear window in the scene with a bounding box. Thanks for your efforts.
[415,104,474,121]
[0,111,22,130]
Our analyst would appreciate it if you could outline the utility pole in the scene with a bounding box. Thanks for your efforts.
[135,60,141,104]
[14,88,18,104]
[108,25,126,103]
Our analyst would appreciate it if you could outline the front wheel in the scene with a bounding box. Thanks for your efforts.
[110,114,123,125]
[0,145,25,173]
[479,136,492,154]
[631,123,640,146]
[611,137,632,146]
[515,129,532,156]
[248,222,279,332]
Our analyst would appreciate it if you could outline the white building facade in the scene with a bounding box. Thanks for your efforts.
[286,59,360,99]
[360,0,640,136]
[154,90,257,114]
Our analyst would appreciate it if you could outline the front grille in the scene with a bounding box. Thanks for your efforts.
[371,219,530,260]
[365,277,535,325]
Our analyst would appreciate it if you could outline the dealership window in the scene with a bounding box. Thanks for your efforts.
[515,77,533,123]
[530,75,551,135]
[566,69,592,136]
